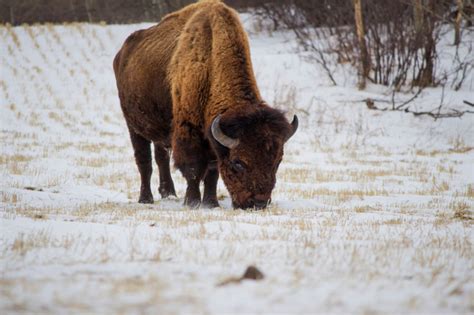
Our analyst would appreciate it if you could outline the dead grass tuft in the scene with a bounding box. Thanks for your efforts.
[1,192,20,203]
[466,185,474,198]
[384,218,403,225]
[452,202,473,221]
[0,154,33,164]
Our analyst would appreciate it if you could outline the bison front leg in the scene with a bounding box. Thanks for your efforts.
[182,165,205,208]
[153,143,176,199]
[202,161,219,208]
[129,130,154,204]
[173,134,208,209]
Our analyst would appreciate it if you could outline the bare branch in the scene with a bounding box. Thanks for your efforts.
[393,87,424,110]
[365,91,474,120]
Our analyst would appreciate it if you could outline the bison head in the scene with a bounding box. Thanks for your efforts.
[208,106,298,209]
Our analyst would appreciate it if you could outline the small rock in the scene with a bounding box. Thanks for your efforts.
[33,214,45,219]
[242,266,264,280]
[217,265,264,287]
[24,186,43,192]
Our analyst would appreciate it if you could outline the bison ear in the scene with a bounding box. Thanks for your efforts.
[285,115,298,142]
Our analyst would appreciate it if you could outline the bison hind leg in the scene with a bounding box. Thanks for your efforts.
[129,129,154,204]
[154,143,177,199]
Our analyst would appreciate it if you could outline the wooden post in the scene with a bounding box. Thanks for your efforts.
[413,0,424,48]
[353,0,369,90]
[454,0,464,46]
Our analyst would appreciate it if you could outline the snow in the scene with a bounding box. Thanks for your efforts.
[0,15,473,314]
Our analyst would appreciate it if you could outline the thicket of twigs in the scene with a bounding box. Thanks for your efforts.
[250,0,473,118]
[0,0,258,25]
[2,0,472,118]
[252,1,472,87]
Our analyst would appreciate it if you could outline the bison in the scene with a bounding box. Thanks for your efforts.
[113,0,298,209]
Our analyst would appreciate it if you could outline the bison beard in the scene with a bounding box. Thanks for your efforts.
[113,0,298,209]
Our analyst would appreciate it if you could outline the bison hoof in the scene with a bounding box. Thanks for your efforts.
[138,195,154,204]
[184,198,200,209]
[202,199,219,208]
[159,186,177,199]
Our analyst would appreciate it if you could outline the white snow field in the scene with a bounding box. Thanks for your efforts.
[1,15,473,314]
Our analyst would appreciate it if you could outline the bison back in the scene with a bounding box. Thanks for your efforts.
[113,6,198,142]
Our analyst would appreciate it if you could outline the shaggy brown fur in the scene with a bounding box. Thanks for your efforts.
[113,0,298,209]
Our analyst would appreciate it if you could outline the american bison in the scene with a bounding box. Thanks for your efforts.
[113,0,298,209]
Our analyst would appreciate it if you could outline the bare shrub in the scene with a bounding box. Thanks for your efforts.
[251,0,472,91]
[0,0,195,25]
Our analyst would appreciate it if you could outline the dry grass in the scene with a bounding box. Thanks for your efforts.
[466,184,474,198]
[1,192,20,203]
[0,22,472,314]
[75,157,109,168]
[452,202,473,221]
[10,230,74,256]
[0,154,33,165]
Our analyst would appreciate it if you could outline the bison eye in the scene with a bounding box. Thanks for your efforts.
[231,160,245,173]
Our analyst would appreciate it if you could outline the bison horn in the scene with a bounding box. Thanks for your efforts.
[285,115,299,141]
[211,115,240,149]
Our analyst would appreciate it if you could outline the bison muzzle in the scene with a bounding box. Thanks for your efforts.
[113,0,298,209]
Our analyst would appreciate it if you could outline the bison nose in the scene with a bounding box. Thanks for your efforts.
[253,198,270,209]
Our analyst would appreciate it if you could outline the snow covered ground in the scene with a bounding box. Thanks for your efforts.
[1,15,473,314]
